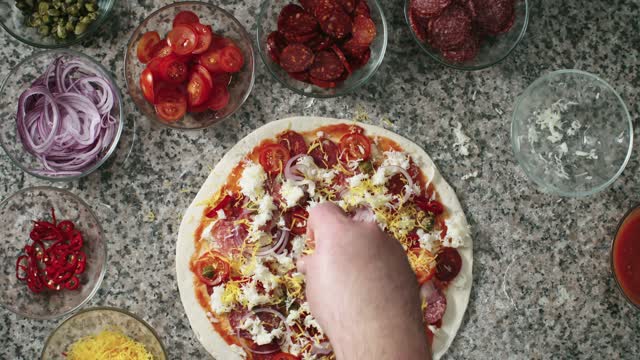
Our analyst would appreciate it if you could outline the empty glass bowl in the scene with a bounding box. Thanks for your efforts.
[0,49,124,181]
[41,307,167,359]
[0,0,115,48]
[0,187,106,320]
[125,1,255,130]
[257,0,388,98]
[404,0,529,71]
[511,70,633,197]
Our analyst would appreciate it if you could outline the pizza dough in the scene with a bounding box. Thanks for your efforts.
[176,116,473,360]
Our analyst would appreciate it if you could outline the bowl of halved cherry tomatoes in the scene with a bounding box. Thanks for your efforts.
[125,1,255,129]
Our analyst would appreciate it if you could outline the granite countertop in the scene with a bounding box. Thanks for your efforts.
[1,0,639,359]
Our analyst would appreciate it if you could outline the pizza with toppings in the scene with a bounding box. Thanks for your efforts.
[176,117,473,360]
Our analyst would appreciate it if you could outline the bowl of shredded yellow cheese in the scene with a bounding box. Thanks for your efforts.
[41,307,167,360]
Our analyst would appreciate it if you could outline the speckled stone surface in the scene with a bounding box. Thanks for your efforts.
[1,0,639,359]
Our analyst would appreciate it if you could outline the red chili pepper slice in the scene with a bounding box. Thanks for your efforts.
[205,195,233,218]
[15,256,29,281]
[65,276,80,290]
[69,230,84,251]
[57,220,75,234]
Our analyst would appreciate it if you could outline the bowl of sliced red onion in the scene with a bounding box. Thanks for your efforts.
[0,49,123,181]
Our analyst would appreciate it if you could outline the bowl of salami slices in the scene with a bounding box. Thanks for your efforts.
[257,0,388,97]
[405,0,529,70]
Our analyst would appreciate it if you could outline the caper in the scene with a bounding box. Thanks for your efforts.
[56,23,67,39]
[38,25,50,36]
[74,21,88,35]
[38,2,49,15]
[47,8,60,16]
[84,3,96,12]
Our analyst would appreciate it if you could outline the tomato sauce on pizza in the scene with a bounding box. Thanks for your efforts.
[189,124,464,359]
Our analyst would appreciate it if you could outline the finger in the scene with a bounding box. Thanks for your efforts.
[307,202,347,235]
[296,257,307,274]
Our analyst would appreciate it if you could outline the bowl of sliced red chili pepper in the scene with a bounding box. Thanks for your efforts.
[124,1,255,130]
[0,187,106,320]
[257,0,388,98]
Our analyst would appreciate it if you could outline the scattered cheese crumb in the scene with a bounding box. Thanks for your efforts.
[452,122,472,156]
[280,180,305,209]
[240,316,284,346]
[575,149,598,160]
[461,171,479,181]
[210,284,233,314]
[239,162,266,201]
[229,344,247,359]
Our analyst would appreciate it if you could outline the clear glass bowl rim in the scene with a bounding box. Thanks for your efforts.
[0,186,107,320]
[402,0,530,71]
[510,69,634,197]
[0,48,125,181]
[123,0,256,130]
[610,203,640,311]
[40,306,168,359]
[0,0,115,49]
[256,0,389,98]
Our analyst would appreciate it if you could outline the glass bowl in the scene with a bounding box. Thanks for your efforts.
[404,0,529,71]
[257,0,388,98]
[0,49,124,181]
[611,204,640,311]
[0,0,115,49]
[511,70,632,197]
[0,187,106,320]
[124,1,255,130]
[41,307,167,359]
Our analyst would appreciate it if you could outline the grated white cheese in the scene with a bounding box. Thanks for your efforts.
[575,149,598,159]
[381,151,411,170]
[239,162,266,201]
[557,142,568,158]
[229,344,247,359]
[252,258,279,292]
[240,316,285,346]
[417,229,441,252]
[291,235,306,259]
[304,314,325,336]
[280,179,305,209]
[461,171,479,181]
[238,280,270,309]
[347,173,369,188]
[442,216,469,248]
[216,209,226,219]
[210,284,233,314]
[453,122,471,156]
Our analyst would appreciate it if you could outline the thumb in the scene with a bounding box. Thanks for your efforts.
[296,256,309,274]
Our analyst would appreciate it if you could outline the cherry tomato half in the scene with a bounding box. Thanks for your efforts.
[200,48,224,73]
[140,68,156,103]
[158,55,188,84]
[212,72,231,87]
[192,23,214,54]
[155,87,187,122]
[194,251,230,287]
[193,64,214,88]
[340,133,371,161]
[150,39,173,59]
[167,24,199,55]
[309,138,339,169]
[219,45,244,73]
[414,197,445,215]
[259,143,290,175]
[187,71,212,107]
[278,130,308,156]
[173,10,200,27]
[136,31,161,63]
[435,247,462,282]
[207,84,230,111]
[210,34,236,50]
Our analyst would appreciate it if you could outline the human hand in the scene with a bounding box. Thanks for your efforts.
[298,203,430,360]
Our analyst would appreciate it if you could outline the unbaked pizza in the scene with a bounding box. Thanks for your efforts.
[176,117,472,360]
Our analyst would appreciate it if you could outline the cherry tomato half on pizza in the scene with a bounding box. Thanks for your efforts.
[259,143,291,175]
[194,251,230,287]
[135,11,244,122]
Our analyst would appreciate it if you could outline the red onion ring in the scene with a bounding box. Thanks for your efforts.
[381,165,415,203]
[257,228,290,257]
[16,56,118,176]
[284,154,307,182]
[351,206,375,223]
[237,308,289,354]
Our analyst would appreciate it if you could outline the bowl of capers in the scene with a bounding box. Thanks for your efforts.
[0,0,115,48]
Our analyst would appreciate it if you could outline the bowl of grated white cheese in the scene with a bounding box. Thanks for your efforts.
[511,70,633,197]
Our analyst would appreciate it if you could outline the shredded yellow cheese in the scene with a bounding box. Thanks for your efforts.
[66,330,154,360]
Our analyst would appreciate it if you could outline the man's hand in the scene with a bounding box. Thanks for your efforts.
[298,203,431,360]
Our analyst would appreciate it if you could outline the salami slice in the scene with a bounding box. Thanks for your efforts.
[342,38,369,58]
[309,76,338,89]
[266,31,287,63]
[338,0,356,14]
[427,5,472,51]
[411,0,452,19]
[408,8,428,43]
[441,35,479,63]
[473,0,515,35]
[421,281,448,325]
[353,0,370,17]
[285,31,319,44]
[209,220,248,256]
[307,35,334,51]
[283,10,319,35]
[309,50,345,80]
[280,44,316,73]
[278,4,305,33]
[299,0,317,12]
[316,5,353,39]
[288,71,311,83]
[352,15,377,46]
[331,44,352,74]
[348,47,370,70]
